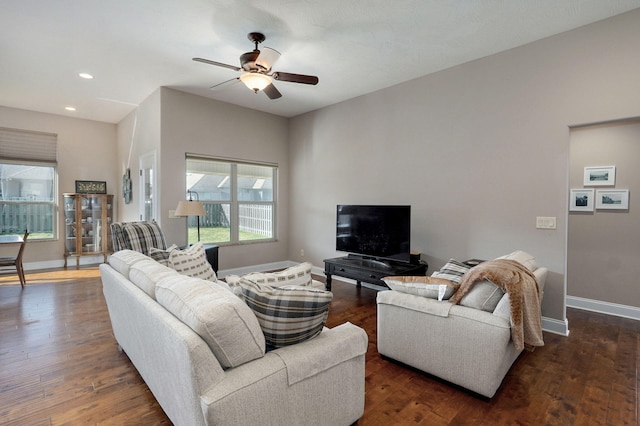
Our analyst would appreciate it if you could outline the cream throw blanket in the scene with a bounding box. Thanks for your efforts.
[449,259,544,351]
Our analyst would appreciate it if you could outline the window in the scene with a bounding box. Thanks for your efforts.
[185,156,276,245]
[0,128,57,240]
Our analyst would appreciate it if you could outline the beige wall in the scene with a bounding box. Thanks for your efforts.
[156,88,290,270]
[288,9,640,325]
[0,106,117,266]
[568,120,640,307]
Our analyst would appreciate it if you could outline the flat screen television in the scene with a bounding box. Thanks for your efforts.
[336,205,411,263]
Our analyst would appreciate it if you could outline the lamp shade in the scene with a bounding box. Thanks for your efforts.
[175,200,205,216]
[240,72,272,92]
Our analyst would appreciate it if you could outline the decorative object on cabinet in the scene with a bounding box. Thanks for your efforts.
[569,188,595,212]
[583,166,615,186]
[75,180,107,194]
[595,189,629,210]
[64,193,114,268]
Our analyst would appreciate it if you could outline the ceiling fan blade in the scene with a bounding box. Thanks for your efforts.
[255,47,281,72]
[210,77,240,90]
[272,72,319,85]
[263,83,282,100]
[193,57,241,72]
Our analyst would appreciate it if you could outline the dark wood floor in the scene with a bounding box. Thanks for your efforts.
[0,268,638,425]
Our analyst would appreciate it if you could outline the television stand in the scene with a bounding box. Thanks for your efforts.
[323,255,428,291]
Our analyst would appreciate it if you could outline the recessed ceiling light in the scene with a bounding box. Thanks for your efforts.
[65,106,76,111]
[78,72,94,79]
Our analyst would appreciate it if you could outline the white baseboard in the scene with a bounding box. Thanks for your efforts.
[567,295,640,321]
[24,255,106,271]
[541,316,569,336]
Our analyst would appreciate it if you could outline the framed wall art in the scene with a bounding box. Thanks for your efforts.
[595,189,629,210]
[75,180,107,194]
[569,189,594,212]
[583,166,615,186]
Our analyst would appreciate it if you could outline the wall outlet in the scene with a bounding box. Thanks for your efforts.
[536,216,557,229]
[300,249,305,257]
[168,209,177,219]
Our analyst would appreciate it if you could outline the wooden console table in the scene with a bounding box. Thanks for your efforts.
[323,255,428,290]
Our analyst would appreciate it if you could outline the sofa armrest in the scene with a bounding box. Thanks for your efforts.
[273,322,368,385]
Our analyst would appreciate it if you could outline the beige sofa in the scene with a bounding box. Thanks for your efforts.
[376,251,547,398]
[100,250,368,426]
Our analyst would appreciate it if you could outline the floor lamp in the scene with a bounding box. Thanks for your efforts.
[175,191,205,242]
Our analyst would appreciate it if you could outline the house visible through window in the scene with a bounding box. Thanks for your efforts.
[185,155,276,245]
[0,128,58,240]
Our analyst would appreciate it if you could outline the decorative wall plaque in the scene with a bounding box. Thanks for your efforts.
[75,180,107,194]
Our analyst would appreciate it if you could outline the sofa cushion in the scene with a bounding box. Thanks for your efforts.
[431,259,471,284]
[113,220,167,255]
[458,279,505,312]
[240,280,333,350]
[129,259,179,299]
[381,276,458,301]
[225,262,314,297]
[149,244,178,266]
[168,242,217,282]
[496,250,537,271]
[156,274,265,368]
[108,249,150,279]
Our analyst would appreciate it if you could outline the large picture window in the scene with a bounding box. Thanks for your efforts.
[0,128,57,240]
[185,156,276,245]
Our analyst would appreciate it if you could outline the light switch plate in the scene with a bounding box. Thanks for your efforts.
[536,216,556,229]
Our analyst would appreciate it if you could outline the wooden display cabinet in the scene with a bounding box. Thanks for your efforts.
[63,193,114,268]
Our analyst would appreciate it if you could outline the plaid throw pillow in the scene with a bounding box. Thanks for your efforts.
[431,259,471,284]
[113,221,167,256]
[240,280,333,350]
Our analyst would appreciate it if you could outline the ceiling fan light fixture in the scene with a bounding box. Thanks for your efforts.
[240,72,271,93]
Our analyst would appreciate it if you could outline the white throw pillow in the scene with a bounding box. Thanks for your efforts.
[382,276,458,301]
[225,262,314,297]
[168,242,217,282]
[458,280,505,312]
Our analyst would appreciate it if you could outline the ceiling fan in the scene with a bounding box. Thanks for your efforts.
[193,32,319,100]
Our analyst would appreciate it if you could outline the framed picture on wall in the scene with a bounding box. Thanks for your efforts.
[583,166,616,186]
[569,189,594,212]
[595,189,629,210]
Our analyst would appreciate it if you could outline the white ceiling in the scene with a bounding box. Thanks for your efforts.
[2,1,640,124]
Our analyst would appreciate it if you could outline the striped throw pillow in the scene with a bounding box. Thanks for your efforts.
[431,259,471,284]
[240,280,333,350]
[168,242,217,282]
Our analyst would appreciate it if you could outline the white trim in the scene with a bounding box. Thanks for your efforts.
[542,317,570,336]
[567,295,640,321]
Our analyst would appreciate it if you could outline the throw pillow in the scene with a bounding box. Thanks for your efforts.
[168,242,217,282]
[156,275,265,368]
[225,262,314,297]
[240,279,333,350]
[118,220,167,255]
[458,279,505,312]
[431,259,471,284]
[149,244,178,266]
[382,276,458,301]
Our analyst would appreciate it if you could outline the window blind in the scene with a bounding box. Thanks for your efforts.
[0,127,57,164]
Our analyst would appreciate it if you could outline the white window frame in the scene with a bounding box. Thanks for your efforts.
[185,155,277,245]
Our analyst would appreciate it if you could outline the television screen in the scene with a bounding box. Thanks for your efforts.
[336,205,411,262]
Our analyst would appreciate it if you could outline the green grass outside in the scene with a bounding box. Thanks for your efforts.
[187,227,271,245]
